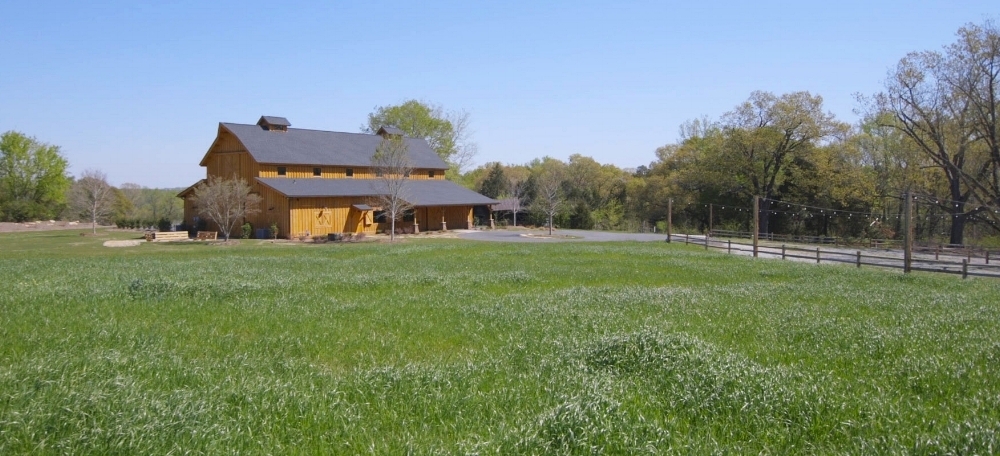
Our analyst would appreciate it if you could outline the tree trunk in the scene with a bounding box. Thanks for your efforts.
[548,214,553,235]
[950,213,966,245]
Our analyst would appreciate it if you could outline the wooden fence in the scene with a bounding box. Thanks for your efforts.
[668,232,1000,279]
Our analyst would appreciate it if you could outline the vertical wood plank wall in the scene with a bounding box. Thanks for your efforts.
[288,197,380,237]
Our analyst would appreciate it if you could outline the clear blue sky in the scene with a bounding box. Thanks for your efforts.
[1,1,996,188]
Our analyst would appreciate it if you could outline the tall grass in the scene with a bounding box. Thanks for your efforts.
[1,231,999,453]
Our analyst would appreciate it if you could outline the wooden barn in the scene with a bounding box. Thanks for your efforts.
[179,116,496,238]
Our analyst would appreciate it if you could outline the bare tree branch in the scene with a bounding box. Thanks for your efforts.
[191,175,261,241]
[370,137,414,241]
[70,168,114,233]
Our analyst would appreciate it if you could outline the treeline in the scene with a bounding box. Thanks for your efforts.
[109,184,184,230]
[463,20,1000,245]
[0,131,182,228]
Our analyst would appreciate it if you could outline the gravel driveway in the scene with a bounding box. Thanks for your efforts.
[457,229,682,242]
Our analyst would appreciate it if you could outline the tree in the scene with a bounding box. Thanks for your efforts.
[944,21,1000,213]
[532,161,564,235]
[716,91,844,234]
[505,173,529,227]
[0,131,71,222]
[70,169,115,233]
[478,162,507,198]
[371,136,414,241]
[191,175,261,241]
[363,100,478,175]
[865,22,998,244]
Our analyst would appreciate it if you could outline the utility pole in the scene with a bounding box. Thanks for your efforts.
[753,196,759,258]
[903,191,913,273]
[709,203,713,235]
[666,198,673,243]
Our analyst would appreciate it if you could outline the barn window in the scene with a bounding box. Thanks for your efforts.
[346,168,354,177]
[428,170,435,178]
[277,166,287,176]
[373,210,387,222]
[403,209,415,222]
[313,167,321,176]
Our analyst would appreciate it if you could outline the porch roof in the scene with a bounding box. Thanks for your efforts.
[256,178,498,207]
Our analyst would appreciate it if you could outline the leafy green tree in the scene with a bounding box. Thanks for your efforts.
[478,163,507,199]
[0,131,71,222]
[714,91,845,234]
[363,100,478,176]
[569,201,594,229]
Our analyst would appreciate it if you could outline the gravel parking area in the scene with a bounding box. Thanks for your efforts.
[458,229,675,243]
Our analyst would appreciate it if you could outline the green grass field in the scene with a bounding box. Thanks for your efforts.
[1,230,999,454]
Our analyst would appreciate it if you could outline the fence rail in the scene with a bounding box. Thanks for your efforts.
[670,233,1000,279]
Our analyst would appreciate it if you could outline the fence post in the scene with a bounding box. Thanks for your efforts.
[782,244,786,260]
[685,233,689,245]
[987,250,990,265]
[935,245,940,261]
[728,240,731,254]
[704,233,709,250]
[968,249,972,264]
[963,259,968,279]
[856,251,861,268]
[816,247,821,264]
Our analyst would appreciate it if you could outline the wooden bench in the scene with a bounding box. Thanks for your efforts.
[148,231,189,241]
[196,231,218,241]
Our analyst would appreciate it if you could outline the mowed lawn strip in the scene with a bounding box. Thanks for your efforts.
[1,230,998,453]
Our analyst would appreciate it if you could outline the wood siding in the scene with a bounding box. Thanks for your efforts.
[288,197,379,237]
[415,206,472,231]
[259,166,377,179]
[408,169,447,180]
[246,185,290,238]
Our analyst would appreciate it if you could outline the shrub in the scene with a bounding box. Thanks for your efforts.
[241,222,252,239]
[157,218,172,232]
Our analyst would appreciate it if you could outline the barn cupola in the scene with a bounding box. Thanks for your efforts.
[376,126,405,138]
[257,116,291,132]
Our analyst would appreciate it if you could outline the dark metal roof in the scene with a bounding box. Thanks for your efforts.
[257,178,498,206]
[258,116,291,127]
[377,126,405,136]
[352,204,373,211]
[176,179,205,198]
[221,122,449,169]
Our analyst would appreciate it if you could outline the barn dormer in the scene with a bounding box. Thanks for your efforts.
[258,116,291,132]
[377,126,405,138]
